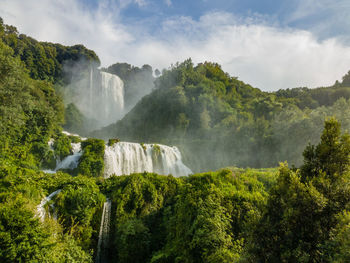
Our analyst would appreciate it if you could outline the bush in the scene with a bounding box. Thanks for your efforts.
[53,133,72,160]
[78,139,105,177]
[108,138,120,146]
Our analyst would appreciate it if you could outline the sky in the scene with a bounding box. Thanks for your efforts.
[1,0,350,91]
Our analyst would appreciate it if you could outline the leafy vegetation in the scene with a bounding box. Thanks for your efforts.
[0,21,102,262]
[0,18,99,84]
[53,132,73,160]
[2,18,350,263]
[103,62,154,109]
[0,36,63,170]
[96,59,350,172]
[63,103,87,135]
[77,139,105,177]
[108,138,120,146]
[248,119,350,262]
[101,169,272,263]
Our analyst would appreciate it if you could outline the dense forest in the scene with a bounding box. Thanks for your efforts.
[95,59,350,172]
[1,18,350,263]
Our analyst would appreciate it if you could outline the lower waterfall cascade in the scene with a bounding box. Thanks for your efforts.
[43,142,82,174]
[37,189,62,221]
[103,142,192,178]
[55,142,82,171]
[45,135,192,178]
[95,199,112,263]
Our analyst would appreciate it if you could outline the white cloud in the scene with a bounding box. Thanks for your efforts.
[1,0,350,91]
[134,0,147,7]
[165,0,172,7]
[286,0,350,41]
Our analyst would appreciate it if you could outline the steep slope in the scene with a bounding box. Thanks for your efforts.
[95,59,350,171]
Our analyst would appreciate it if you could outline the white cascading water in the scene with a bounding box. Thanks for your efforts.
[72,70,125,128]
[99,72,124,126]
[55,143,82,171]
[104,142,192,178]
[36,189,62,221]
[90,67,93,110]
[44,133,192,178]
[43,142,82,174]
[96,199,112,263]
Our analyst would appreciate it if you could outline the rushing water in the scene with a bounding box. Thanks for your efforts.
[44,134,192,178]
[100,72,124,125]
[36,189,62,221]
[71,70,125,128]
[55,143,82,170]
[96,199,112,263]
[43,142,82,174]
[104,142,192,178]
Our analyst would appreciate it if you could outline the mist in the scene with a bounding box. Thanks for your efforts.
[2,0,350,91]
[89,60,350,173]
[61,60,155,134]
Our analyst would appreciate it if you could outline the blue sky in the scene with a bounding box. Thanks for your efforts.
[91,0,350,40]
[1,0,350,90]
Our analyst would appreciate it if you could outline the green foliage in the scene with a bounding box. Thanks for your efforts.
[68,135,82,143]
[0,192,93,263]
[97,60,350,172]
[249,119,350,262]
[77,139,105,177]
[0,38,64,168]
[53,133,72,160]
[152,144,161,160]
[0,20,99,83]
[55,176,105,250]
[116,219,151,263]
[0,194,51,262]
[104,62,154,107]
[326,211,350,262]
[108,138,120,146]
[63,103,87,135]
[301,117,350,181]
[102,173,182,262]
[101,170,269,263]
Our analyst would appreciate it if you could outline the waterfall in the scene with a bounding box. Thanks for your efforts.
[44,132,193,178]
[43,142,82,174]
[96,199,112,263]
[37,189,62,221]
[55,143,82,171]
[73,70,125,129]
[100,72,124,123]
[90,66,93,110]
[104,142,192,178]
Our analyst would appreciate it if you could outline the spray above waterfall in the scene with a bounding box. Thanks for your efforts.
[63,62,154,133]
[89,70,125,127]
[63,67,125,130]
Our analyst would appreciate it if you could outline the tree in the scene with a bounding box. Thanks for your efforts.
[249,119,350,262]
[301,118,350,181]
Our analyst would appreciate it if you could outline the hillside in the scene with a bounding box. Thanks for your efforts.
[94,59,350,171]
[2,17,350,263]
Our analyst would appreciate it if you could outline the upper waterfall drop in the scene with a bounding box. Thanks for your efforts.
[104,142,192,178]
[100,71,125,124]
[72,70,126,129]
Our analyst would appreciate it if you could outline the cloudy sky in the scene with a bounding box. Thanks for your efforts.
[1,0,350,90]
